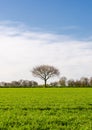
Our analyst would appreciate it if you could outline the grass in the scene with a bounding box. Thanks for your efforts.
[0,88,92,130]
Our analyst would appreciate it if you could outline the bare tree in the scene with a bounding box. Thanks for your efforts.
[67,79,75,87]
[11,81,20,87]
[32,65,60,87]
[18,80,38,87]
[59,76,67,86]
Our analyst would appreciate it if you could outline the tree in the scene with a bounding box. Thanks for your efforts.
[80,77,89,87]
[67,79,75,87]
[89,77,92,87]
[74,80,81,87]
[18,80,38,87]
[32,65,60,87]
[59,76,67,86]
[11,81,20,87]
[50,81,58,87]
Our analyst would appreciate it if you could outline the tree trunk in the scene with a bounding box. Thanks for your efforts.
[44,79,47,88]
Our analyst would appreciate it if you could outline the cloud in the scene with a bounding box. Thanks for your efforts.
[61,25,79,30]
[0,21,92,83]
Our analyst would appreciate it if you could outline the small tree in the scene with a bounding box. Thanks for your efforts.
[32,65,60,87]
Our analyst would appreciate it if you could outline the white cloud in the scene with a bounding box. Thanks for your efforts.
[0,21,92,83]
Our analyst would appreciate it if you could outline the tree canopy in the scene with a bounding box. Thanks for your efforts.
[32,65,60,87]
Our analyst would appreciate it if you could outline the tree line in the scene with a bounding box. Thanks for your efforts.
[0,77,92,88]
[0,65,92,88]
[0,80,38,88]
[50,76,92,87]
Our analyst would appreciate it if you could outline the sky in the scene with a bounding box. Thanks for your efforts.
[0,0,92,83]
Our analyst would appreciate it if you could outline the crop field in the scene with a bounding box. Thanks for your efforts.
[0,88,92,130]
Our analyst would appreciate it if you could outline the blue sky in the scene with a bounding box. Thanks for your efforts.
[0,0,92,82]
[0,0,92,38]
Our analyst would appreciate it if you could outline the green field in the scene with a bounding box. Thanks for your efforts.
[0,88,92,130]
